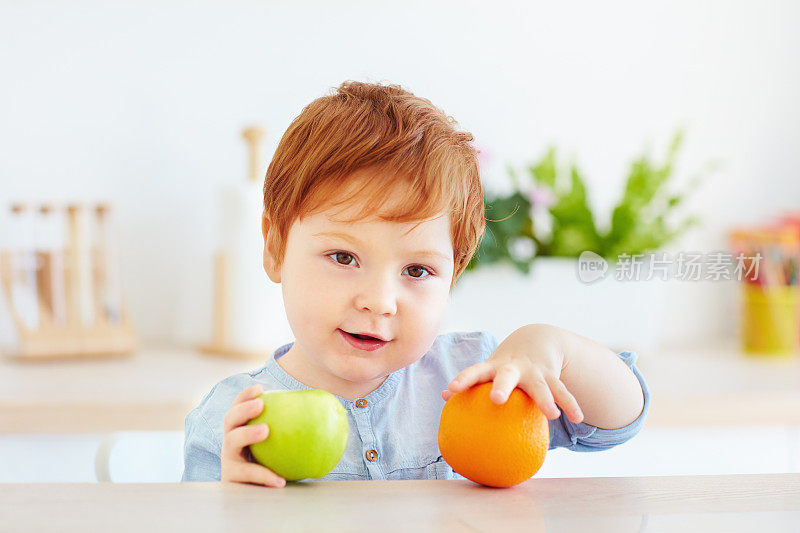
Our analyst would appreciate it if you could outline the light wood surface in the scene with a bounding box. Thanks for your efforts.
[0,346,266,433]
[2,475,799,532]
[1,342,799,433]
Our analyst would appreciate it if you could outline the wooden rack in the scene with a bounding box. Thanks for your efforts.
[0,203,137,360]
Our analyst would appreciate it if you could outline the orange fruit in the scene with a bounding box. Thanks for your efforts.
[438,381,549,487]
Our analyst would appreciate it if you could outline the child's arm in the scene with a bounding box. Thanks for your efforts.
[443,323,645,431]
[548,324,645,430]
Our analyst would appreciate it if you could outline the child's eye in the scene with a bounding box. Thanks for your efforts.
[404,265,433,279]
[328,251,356,266]
[326,251,434,280]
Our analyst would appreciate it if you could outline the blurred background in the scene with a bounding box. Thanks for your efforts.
[1,0,799,483]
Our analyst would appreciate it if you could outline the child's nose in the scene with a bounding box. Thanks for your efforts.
[354,276,398,316]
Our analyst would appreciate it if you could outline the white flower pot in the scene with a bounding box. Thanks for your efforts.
[440,258,665,354]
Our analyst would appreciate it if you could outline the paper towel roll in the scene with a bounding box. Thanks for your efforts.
[217,181,292,353]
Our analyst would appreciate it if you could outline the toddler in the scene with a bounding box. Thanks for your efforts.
[182,81,650,486]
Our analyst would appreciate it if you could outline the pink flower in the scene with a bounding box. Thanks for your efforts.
[529,186,555,209]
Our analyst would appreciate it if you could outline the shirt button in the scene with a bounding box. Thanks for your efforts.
[365,449,379,462]
[355,399,368,408]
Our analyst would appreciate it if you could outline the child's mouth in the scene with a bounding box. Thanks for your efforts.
[338,329,389,352]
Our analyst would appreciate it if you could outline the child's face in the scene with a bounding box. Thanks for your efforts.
[263,181,455,398]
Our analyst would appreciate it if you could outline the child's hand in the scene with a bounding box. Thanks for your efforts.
[442,324,585,424]
[221,384,286,488]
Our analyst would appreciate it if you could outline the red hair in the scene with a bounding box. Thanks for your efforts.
[263,80,486,290]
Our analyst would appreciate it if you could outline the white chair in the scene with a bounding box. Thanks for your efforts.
[95,431,185,483]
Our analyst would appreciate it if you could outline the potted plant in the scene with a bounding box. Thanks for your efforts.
[442,131,713,352]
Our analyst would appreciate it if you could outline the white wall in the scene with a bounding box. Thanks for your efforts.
[1,0,799,347]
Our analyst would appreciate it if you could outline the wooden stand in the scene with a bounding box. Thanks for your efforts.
[199,125,271,361]
[0,250,138,360]
[241,125,265,184]
[0,202,137,361]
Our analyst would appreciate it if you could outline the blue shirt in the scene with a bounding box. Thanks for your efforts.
[181,330,650,482]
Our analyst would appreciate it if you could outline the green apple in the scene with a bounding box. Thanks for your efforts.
[246,389,349,481]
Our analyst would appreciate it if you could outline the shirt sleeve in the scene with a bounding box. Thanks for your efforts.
[549,350,650,452]
[181,393,223,482]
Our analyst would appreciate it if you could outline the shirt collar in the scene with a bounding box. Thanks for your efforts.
[264,341,403,408]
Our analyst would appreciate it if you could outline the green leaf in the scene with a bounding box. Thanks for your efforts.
[528,148,557,189]
[547,164,602,256]
[604,130,689,255]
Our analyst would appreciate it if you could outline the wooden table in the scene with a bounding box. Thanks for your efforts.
[2,475,799,532]
[2,342,800,433]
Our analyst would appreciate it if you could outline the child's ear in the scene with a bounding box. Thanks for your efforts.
[261,212,281,283]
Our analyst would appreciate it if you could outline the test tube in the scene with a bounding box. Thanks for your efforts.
[66,204,95,326]
[93,204,122,323]
[35,204,67,325]
[9,204,39,331]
